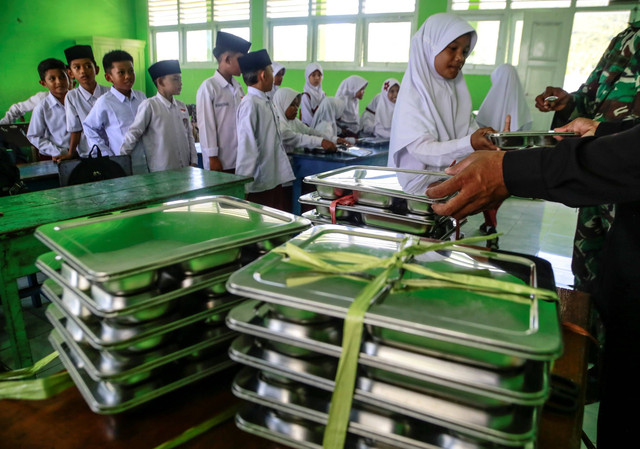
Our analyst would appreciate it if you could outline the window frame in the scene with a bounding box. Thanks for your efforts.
[148,1,251,69]
[266,1,417,71]
[448,0,634,75]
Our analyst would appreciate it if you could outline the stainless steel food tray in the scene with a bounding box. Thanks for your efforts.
[47,303,235,383]
[234,371,536,449]
[228,305,548,405]
[303,166,451,204]
[232,354,539,445]
[41,280,240,352]
[227,225,562,361]
[358,137,390,147]
[34,196,311,288]
[49,329,235,414]
[488,131,579,150]
[37,251,241,319]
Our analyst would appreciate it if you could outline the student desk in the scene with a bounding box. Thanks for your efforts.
[0,167,251,369]
[289,144,389,215]
[18,160,60,191]
[0,288,591,449]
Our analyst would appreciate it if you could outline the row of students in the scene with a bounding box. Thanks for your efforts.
[24,45,197,175]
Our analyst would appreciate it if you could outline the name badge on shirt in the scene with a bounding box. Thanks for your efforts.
[214,102,229,108]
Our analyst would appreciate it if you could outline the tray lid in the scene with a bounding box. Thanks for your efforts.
[303,166,451,204]
[35,196,310,282]
[227,225,562,360]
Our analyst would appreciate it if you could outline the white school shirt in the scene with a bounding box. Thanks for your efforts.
[235,87,295,194]
[196,71,244,170]
[65,83,109,156]
[26,93,70,157]
[121,93,197,172]
[0,91,48,125]
[83,86,147,174]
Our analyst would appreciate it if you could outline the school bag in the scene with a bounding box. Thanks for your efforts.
[58,145,132,186]
[0,140,28,196]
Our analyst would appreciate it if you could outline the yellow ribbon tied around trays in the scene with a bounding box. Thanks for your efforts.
[272,233,559,449]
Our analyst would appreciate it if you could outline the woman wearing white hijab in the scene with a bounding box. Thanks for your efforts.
[273,87,340,153]
[476,63,532,131]
[301,62,325,125]
[310,97,347,141]
[336,75,368,136]
[388,13,498,196]
[359,94,380,136]
[374,78,400,139]
[268,62,286,98]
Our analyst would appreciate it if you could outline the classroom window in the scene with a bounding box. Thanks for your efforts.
[466,20,501,65]
[266,0,417,68]
[148,0,250,67]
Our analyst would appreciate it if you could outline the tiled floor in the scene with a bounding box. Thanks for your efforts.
[0,196,598,446]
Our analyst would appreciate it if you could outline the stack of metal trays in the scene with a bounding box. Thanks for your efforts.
[301,166,458,239]
[225,224,562,448]
[33,196,310,414]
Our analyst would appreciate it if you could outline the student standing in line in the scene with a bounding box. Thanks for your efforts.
[374,78,400,139]
[335,75,368,137]
[196,31,251,172]
[388,13,498,202]
[300,62,325,126]
[82,50,148,174]
[268,62,286,98]
[273,87,349,153]
[0,91,48,125]
[26,58,71,159]
[235,50,295,212]
[121,60,197,172]
[60,45,110,161]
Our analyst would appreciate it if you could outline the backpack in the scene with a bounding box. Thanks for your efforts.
[0,145,28,196]
[58,146,132,186]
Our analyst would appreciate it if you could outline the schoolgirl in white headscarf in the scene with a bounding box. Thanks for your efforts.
[336,75,368,136]
[388,13,498,195]
[309,97,347,141]
[268,62,286,99]
[273,87,340,153]
[359,94,380,136]
[300,62,325,125]
[476,63,532,131]
[374,78,400,139]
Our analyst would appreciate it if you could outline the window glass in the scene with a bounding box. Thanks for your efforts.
[186,30,213,62]
[179,0,211,24]
[149,0,179,26]
[267,0,309,18]
[219,26,251,42]
[466,20,500,65]
[364,0,415,14]
[451,0,506,11]
[563,10,630,91]
[317,23,356,62]
[213,0,250,21]
[510,0,571,8]
[576,0,609,6]
[312,0,358,15]
[367,22,412,63]
[156,32,180,61]
[511,19,523,66]
[273,25,308,61]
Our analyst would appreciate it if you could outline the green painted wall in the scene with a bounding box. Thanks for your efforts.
[0,0,139,116]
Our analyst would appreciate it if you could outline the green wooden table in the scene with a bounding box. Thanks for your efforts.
[0,167,250,368]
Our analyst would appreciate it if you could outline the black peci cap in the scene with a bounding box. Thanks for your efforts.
[64,45,95,65]
[213,31,251,58]
[238,49,272,73]
[148,60,181,81]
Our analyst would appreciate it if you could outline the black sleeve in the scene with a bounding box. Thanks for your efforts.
[503,124,640,207]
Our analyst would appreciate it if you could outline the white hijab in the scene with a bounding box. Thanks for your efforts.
[303,62,325,108]
[272,87,300,130]
[389,13,477,165]
[374,78,400,138]
[336,75,368,126]
[476,63,532,131]
[310,97,346,138]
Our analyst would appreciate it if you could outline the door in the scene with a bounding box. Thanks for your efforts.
[516,11,573,130]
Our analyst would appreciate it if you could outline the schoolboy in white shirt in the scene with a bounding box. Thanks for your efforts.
[121,60,197,172]
[235,49,295,212]
[82,50,148,174]
[196,31,251,172]
[0,91,48,125]
[61,45,109,160]
[26,58,71,159]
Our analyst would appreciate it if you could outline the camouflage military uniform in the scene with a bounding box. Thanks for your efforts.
[570,21,640,293]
